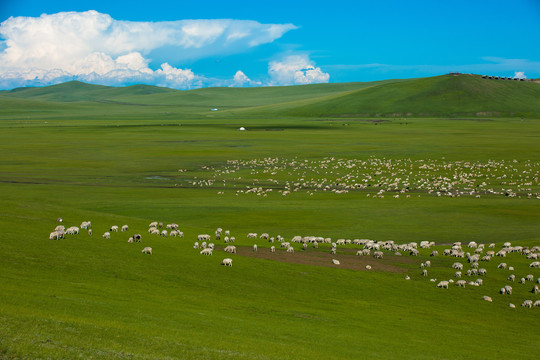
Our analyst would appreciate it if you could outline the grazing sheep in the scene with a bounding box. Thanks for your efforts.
[522,300,533,308]
[508,274,515,282]
[229,236,235,243]
[430,250,439,257]
[133,234,141,242]
[365,265,372,270]
[198,234,211,241]
[110,225,119,232]
[529,261,540,268]
[54,225,65,232]
[509,303,516,308]
[270,246,275,253]
[332,259,340,265]
[193,242,199,249]
[287,246,294,253]
[455,271,462,278]
[526,274,534,282]
[149,221,158,228]
[422,269,428,277]
[531,285,539,294]
[497,263,507,269]
[80,221,91,229]
[200,248,213,256]
[160,230,168,237]
[247,233,257,239]
[88,229,92,236]
[425,260,431,267]
[482,296,493,302]
[520,277,526,284]
[452,262,464,270]
[534,300,540,307]
[437,281,449,289]
[253,244,258,252]
[128,237,133,243]
[57,217,63,222]
[66,226,79,235]
[455,280,466,287]
[478,268,487,276]
[260,233,269,240]
[224,245,236,254]
[121,225,129,232]
[221,258,233,266]
[49,231,61,240]
[405,275,411,280]
[102,232,110,239]
[330,248,336,255]
[475,279,483,286]
[373,251,384,259]
[141,247,152,255]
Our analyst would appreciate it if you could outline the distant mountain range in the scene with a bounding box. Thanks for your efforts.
[1,74,539,118]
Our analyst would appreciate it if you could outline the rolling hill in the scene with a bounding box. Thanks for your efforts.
[1,74,539,119]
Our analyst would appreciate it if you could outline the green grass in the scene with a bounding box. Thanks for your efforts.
[0,77,539,359]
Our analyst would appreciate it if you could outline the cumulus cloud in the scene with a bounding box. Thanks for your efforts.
[0,10,297,89]
[513,71,526,79]
[228,70,262,87]
[268,55,330,86]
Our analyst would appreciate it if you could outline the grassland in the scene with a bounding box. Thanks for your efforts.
[0,75,539,359]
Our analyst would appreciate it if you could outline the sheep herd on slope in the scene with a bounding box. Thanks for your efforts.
[49,218,539,308]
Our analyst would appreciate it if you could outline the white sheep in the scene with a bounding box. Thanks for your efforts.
[455,271,462,278]
[160,230,168,237]
[482,296,492,302]
[422,269,428,276]
[455,280,466,287]
[253,244,258,252]
[509,303,516,308]
[531,285,539,294]
[365,265,372,270]
[287,246,294,253]
[198,234,211,241]
[437,281,449,289]
[102,232,110,239]
[121,225,129,232]
[141,247,152,255]
[221,258,233,266]
[224,245,236,254]
[526,274,534,281]
[497,262,507,269]
[88,229,92,236]
[452,262,463,270]
[110,225,119,232]
[193,242,199,249]
[508,274,515,282]
[128,237,133,243]
[247,233,257,239]
[534,300,540,307]
[200,248,213,256]
[522,300,533,308]
[332,259,340,265]
[529,261,540,268]
[270,246,275,253]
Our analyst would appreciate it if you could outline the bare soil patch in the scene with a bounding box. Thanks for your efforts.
[218,245,414,273]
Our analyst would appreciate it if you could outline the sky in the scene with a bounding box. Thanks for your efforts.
[0,0,539,89]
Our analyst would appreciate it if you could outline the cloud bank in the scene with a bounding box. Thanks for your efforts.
[0,10,299,89]
[268,55,330,86]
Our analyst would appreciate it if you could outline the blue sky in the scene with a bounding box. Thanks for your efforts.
[0,0,539,89]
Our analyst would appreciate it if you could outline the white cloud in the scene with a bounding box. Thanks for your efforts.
[0,11,297,89]
[268,55,330,86]
[228,70,262,87]
[513,71,526,79]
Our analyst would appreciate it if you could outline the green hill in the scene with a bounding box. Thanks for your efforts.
[1,75,540,118]
[247,74,540,118]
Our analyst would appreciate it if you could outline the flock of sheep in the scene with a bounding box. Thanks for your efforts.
[181,157,540,199]
[49,218,539,308]
[427,241,540,308]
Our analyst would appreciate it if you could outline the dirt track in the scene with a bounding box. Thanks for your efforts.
[217,245,413,273]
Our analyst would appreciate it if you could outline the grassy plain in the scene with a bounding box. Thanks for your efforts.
[0,75,540,359]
